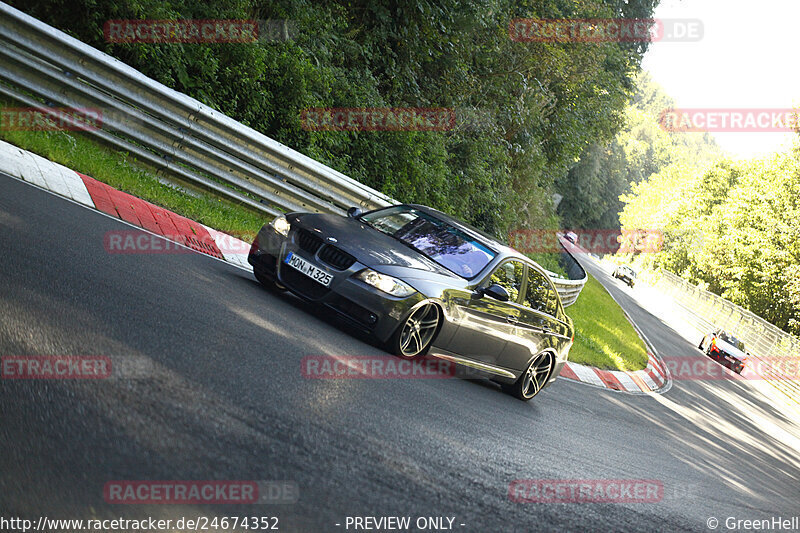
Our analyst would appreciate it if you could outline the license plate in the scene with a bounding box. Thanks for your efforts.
[284,252,333,287]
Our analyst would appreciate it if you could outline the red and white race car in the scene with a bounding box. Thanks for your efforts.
[698,329,748,374]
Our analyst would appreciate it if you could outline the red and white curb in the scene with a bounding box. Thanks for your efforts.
[558,353,670,394]
[0,140,254,272]
[555,264,672,393]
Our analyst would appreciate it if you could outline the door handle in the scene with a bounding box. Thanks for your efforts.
[506,315,518,323]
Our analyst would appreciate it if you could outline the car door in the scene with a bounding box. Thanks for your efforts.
[498,263,569,372]
[447,259,525,365]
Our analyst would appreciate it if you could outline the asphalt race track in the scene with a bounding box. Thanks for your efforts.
[2,171,799,532]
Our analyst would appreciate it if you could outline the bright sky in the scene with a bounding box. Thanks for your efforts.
[641,0,800,159]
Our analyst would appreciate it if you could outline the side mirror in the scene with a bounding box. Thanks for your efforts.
[347,207,363,218]
[481,283,510,302]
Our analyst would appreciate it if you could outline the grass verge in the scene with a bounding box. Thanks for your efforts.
[0,113,267,239]
[566,273,649,371]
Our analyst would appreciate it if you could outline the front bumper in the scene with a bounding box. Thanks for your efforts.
[707,350,745,373]
[619,275,634,285]
[248,223,424,342]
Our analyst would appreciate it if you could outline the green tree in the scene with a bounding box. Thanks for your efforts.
[13,0,660,239]
[620,151,800,335]
[558,71,724,230]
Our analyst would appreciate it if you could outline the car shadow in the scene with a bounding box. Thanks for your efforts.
[224,269,555,406]
[227,268,390,350]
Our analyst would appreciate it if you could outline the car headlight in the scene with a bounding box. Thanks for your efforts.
[355,269,416,297]
[270,215,291,237]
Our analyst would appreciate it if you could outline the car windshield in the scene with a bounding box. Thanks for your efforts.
[719,332,745,351]
[360,206,496,278]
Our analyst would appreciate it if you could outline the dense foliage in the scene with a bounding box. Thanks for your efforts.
[556,72,724,229]
[551,71,799,336]
[621,146,800,335]
[14,0,658,237]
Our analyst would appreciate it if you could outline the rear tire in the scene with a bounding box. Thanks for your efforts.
[503,351,554,401]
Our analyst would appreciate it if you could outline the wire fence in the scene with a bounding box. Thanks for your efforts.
[655,270,800,403]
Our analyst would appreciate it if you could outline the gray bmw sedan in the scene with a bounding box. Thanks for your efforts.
[248,204,574,400]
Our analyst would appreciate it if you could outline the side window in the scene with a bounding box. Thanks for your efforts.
[523,267,559,316]
[489,260,524,302]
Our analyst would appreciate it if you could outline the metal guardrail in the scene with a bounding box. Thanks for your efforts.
[0,3,393,217]
[0,2,586,305]
[543,237,587,308]
[655,270,800,404]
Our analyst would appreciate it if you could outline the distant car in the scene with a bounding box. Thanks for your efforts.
[248,203,575,401]
[564,231,578,243]
[698,329,747,374]
[612,265,637,287]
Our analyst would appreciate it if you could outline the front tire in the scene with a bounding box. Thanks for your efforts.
[388,303,441,359]
[503,351,554,401]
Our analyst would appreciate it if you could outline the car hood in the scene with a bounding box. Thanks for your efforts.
[713,338,747,360]
[292,213,462,280]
